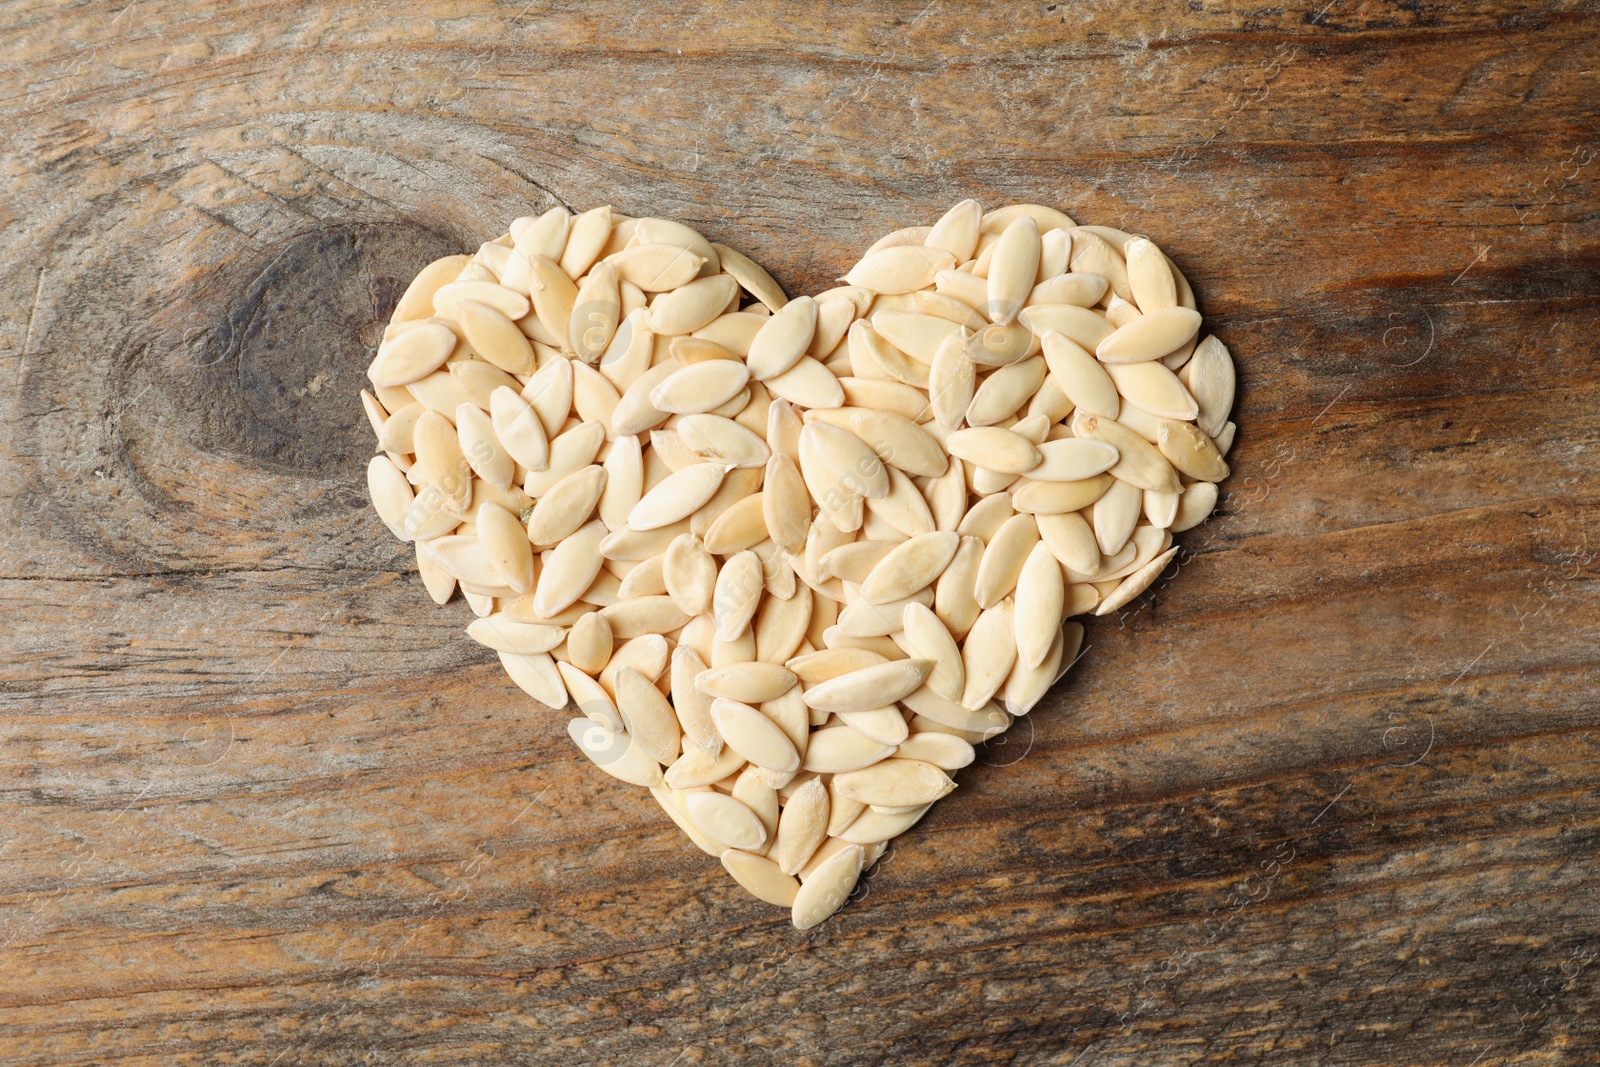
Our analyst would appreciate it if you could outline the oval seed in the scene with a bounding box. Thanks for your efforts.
[711,698,800,773]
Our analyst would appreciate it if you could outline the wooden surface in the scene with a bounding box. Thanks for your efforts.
[3,2,1598,1063]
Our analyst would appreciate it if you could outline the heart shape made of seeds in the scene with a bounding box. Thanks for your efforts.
[359,201,1237,929]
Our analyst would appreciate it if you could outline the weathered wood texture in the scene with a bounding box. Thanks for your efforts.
[2,1,1597,1064]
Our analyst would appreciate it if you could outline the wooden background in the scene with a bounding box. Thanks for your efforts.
[2,1,1597,1063]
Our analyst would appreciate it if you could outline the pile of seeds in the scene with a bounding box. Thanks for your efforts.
[360,201,1236,929]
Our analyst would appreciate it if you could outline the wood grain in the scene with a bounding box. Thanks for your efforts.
[2,1,1597,1063]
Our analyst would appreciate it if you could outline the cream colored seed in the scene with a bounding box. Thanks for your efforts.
[608,242,706,291]
[613,667,682,767]
[712,242,787,311]
[747,295,817,380]
[521,356,573,439]
[1076,412,1181,493]
[960,599,1017,710]
[773,777,830,875]
[526,465,607,546]
[663,533,717,616]
[650,274,740,335]
[804,658,933,715]
[722,849,800,908]
[629,463,729,531]
[567,611,613,675]
[476,501,535,593]
[695,662,796,704]
[966,355,1046,427]
[369,321,459,387]
[1184,334,1237,438]
[1157,420,1231,482]
[568,718,663,788]
[792,842,865,930]
[651,359,751,416]
[945,426,1041,475]
[845,245,956,294]
[366,455,414,541]
[686,790,767,851]
[985,215,1040,325]
[801,725,896,774]
[873,311,962,364]
[711,698,800,773]
[928,328,976,431]
[833,758,955,808]
[860,530,960,604]
[713,550,765,642]
[765,356,846,409]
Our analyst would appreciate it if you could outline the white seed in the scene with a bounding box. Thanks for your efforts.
[803,659,933,715]
[650,274,740,335]
[961,600,1017,710]
[975,514,1038,608]
[792,842,865,930]
[713,242,788,311]
[1040,331,1119,419]
[567,717,663,788]
[833,758,955,808]
[946,427,1040,475]
[845,245,956,294]
[801,725,896,773]
[986,215,1040,325]
[500,650,566,706]
[711,698,801,773]
[366,455,414,541]
[695,662,796,703]
[713,550,765,641]
[860,530,960,604]
[747,295,818,380]
[608,242,708,291]
[686,790,767,850]
[533,519,606,616]
[1157,420,1231,482]
[764,356,845,409]
[1185,334,1237,438]
[629,463,729,531]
